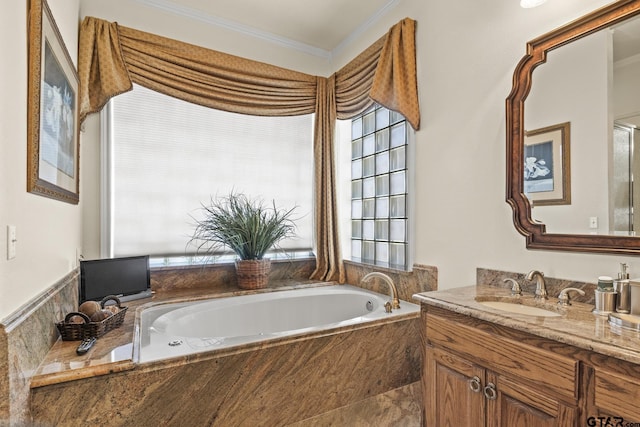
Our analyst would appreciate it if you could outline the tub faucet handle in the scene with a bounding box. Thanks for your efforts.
[384,301,392,313]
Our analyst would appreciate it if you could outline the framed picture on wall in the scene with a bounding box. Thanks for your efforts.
[524,122,571,207]
[27,0,80,204]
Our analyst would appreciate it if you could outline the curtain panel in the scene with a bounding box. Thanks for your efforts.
[78,16,420,282]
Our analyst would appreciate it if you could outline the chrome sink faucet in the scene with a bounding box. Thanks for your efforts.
[526,270,548,300]
[361,272,401,312]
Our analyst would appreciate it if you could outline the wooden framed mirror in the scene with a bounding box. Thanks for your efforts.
[507,0,640,254]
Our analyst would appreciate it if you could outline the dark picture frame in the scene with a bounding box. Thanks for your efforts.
[27,0,80,204]
[523,122,571,206]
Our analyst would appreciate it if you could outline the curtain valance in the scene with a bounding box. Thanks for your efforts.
[79,17,419,127]
[78,16,420,282]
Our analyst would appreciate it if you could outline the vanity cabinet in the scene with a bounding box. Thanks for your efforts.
[425,347,577,426]
[423,306,579,427]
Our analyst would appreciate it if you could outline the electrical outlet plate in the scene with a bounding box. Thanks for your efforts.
[589,217,598,229]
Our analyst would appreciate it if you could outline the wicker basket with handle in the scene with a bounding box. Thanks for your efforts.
[56,295,128,341]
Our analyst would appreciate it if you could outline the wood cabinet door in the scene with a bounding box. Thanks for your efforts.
[486,372,578,427]
[593,367,640,422]
[424,345,486,427]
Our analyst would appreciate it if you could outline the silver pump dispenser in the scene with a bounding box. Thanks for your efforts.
[615,263,631,314]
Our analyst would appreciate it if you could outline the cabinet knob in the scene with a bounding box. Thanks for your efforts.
[483,382,497,400]
[469,376,482,393]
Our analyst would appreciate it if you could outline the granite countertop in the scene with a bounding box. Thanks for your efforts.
[413,285,640,365]
[31,280,330,388]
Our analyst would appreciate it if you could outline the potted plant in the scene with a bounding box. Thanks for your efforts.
[189,192,297,289]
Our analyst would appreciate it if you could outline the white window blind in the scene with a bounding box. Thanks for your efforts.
[108,84,314,257]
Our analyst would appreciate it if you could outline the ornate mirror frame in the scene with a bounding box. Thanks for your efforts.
[507,0,640,254]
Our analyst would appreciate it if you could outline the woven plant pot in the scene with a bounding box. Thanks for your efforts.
[235,259,271,290]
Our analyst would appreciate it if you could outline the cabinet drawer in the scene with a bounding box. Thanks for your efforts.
[426,311,578,400]
[594,368,640,420]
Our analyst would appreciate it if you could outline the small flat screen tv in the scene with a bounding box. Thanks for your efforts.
[80,255,151,303]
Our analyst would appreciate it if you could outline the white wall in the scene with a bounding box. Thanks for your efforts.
[525,31,610,234]
[614,56,640,119]
[0,0,81,320]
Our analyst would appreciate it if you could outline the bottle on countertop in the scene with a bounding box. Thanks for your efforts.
[614,263,631,314]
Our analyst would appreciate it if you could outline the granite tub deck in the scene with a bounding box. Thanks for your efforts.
[30,281,423,426]
[413,284,640,365]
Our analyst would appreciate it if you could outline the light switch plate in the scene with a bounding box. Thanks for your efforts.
[7,225,16,260]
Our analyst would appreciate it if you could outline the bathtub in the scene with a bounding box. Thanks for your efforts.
[137,284,419,363]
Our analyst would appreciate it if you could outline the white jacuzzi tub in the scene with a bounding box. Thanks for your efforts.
[137,284,419,363]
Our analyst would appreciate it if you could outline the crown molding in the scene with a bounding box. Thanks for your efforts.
[134,0,331,58]
[134,0,400,61]
[331,0,401,59]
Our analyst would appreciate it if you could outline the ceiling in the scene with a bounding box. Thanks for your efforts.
[135,0,400,56]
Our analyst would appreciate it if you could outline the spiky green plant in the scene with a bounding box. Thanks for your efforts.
[189,192,297,260]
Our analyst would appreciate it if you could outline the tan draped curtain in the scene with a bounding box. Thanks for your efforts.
[78,17,419,283]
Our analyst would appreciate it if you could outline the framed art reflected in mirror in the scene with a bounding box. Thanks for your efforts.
[27,0,80,204]
[524,122,571,207]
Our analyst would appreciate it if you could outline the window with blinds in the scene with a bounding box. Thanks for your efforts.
[106,84,314,259]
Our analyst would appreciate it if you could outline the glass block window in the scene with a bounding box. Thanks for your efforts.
[350,105,408,269]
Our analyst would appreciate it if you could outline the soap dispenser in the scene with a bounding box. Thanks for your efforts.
[614,263,631,314]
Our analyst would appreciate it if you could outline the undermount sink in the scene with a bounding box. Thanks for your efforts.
[477,300,562,317]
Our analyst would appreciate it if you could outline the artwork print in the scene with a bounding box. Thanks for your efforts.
[27,0,80,204]
[40,40,76,178]
[524,140,554,194]
[523,122,571,206]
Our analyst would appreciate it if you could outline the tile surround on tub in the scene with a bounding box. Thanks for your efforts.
[31,313,422,425]
[345,262,438,300]
[151,259,435,301]
[32,262,433,388]
[0,329,8,423]
[0,269,78,425]
[289,382,422,426]
[151,258,316,293]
